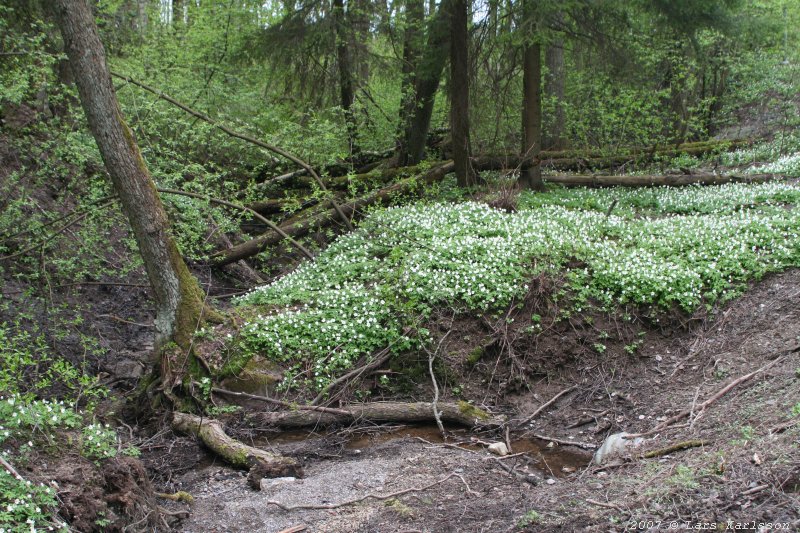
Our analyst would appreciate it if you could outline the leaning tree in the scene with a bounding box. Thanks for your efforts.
[52,0,221,397]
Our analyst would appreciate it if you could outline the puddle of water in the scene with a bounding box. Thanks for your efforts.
[268,424,590,477]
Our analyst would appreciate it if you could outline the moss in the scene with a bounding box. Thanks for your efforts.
[465,345,484,366]
[458,400,489,420]
[218,356,281,395]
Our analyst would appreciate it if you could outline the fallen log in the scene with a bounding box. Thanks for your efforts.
[540,138,750,161]
[210,161,455,266]
[111,71,353,232]
[172,411,302,475]
[247,400,504,429]
[544,172,782,187]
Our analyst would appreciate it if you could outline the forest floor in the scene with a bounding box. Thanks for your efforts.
[145,268,800,532]
[2,105,799,531]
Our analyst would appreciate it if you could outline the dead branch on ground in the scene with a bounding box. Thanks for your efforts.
[266,472,465,511]
[642,440,709,458]
[515,385,578,427]
[627,356,786,439]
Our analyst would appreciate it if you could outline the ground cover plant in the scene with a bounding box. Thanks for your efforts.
[234,181,800,390]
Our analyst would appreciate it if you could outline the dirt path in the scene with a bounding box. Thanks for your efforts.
[159,271,800,532]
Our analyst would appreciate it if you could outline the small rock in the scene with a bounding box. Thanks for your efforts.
[593,432,644,465]
[259,477,298,492]
[488,442,509,456]
[546,478,556,485]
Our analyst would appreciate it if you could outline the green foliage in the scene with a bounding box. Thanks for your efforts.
[80,423,120,460]
[0,468,64,533]
[0,322,106,404]
[0,396,82,447]
[0,7,58,107]
[516,509,541,528]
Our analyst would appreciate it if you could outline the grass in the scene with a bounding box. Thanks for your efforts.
[233,181,800,390]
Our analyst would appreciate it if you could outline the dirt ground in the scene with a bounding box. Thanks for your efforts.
[146,269,800,532]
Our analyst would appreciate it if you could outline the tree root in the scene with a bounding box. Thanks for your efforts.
[171,412,302,477]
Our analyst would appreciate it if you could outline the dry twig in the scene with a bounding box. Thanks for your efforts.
[515,385,577,427]
[266,473,461,511]
[628,357,785,439]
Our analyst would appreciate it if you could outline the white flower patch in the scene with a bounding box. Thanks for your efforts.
[235,182,800,388]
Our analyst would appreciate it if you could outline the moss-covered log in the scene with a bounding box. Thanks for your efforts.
[172,412,301,474]
[247,400,504,429]
[211,162,455,266]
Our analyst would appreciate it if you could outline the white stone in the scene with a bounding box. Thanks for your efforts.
[488,442,509,456]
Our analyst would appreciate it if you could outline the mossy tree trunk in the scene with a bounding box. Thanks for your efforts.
[53,0,213,389]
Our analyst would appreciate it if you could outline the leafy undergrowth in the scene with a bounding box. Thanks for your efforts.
[232,181,800,391]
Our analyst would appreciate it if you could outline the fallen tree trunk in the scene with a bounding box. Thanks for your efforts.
[540,138,750,161]
[257,149,395,188]
[211,162,454,266]
[545,172,782,187]
[247,401,504,429]
[111,71,353,232]
[171,412,301,475]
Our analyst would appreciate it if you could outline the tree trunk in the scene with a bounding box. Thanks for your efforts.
[544,40,567,150]
[397,1,450,166]
[52,0,210,370]
[397,0,425,166]
[450,0,476,187]
[521,36,544,191]
[333,0,358,154]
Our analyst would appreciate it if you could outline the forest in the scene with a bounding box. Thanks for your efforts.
[0,0,799,531]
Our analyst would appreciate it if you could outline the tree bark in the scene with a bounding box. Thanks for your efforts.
[450,0,476,187]
[520,0,544,191]
[52,0,209,361]
[396,1,451,166]
[544,40,567,150]
[172,412,300,473]
[396,0,424,166]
